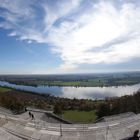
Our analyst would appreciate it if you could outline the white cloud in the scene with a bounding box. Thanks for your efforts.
[46,1,140,71]
[1,0,140,73]
[43,0,81,30]
[0,0,44,42]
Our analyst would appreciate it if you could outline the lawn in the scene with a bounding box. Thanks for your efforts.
[0,87,12,92]
[62,110,97,123]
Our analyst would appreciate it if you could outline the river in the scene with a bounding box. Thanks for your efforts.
[0,81,140,99]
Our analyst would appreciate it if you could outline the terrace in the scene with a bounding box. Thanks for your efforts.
[0,108,139,140]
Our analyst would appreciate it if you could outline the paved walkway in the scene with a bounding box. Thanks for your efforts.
[0,110,140,140]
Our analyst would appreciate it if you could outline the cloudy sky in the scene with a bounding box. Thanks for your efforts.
[0,0,140,74]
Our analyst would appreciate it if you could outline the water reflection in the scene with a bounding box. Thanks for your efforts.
[0,81,140,99]
[60,85,140,99]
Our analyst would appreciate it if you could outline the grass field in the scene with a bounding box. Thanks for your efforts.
[4,74,140,87]
[62,110,97,123]
[38,79,108,87]
[0,87,12,92]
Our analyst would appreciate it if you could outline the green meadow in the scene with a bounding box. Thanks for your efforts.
[0,86,12,92]
[63,110,97,123]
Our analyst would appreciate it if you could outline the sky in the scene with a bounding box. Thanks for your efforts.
[0,0,140,74]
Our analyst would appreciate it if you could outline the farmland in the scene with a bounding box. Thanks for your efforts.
[1,72,140,87]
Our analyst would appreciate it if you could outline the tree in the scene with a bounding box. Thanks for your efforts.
[96,103,110,118]
[53,103,62,115]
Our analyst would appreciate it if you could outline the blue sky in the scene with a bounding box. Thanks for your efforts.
[0,0,140,74]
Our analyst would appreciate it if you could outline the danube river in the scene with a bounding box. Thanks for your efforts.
[0,81,140,99]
